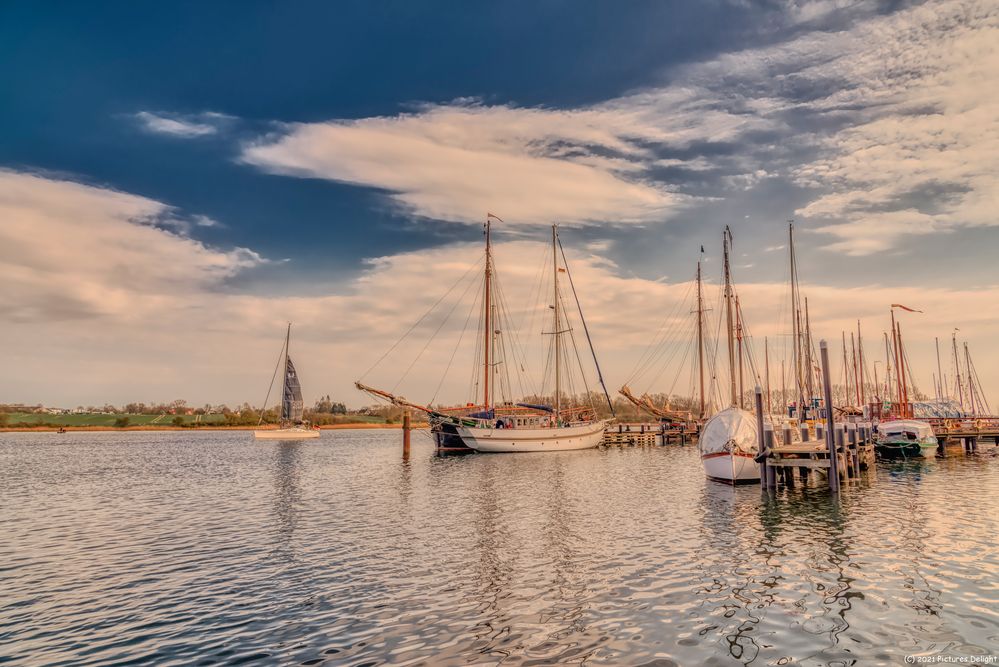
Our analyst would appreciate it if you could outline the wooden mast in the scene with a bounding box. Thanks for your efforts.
[897,321,910,418]
[552,224,561,423]
[891,310,902,417]
[841,331,849,406]
[851,331,860,406]
[483,216,492,410]
[965,342,976,415]
[789,222,802,414]
[696,260,706,418]
[765,336,771,415]
[857,321,866,409]
[723,227,737,408]
[953,331,965,410]
[935,336,945,402]
[736,295,744,409]
[805,297,814,404]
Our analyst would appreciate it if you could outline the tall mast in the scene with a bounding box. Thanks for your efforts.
[283,322,291,421]
[736,295,744,409]
[723,227,737,407]
[789,222,803,412]
[842,331,849,405]
[953,331,965,410]
[897,322,910,418]
[883,331,893,402]
[805,297,814,402]
[851,331,859,406]
[483,216,492,409]
[891,310,901,416]
[765,336,771,414]
[935,337,944,403]
[857,321,866,408]
[552,224,561,423]
[964,342,976,415]
[696,260,706,418]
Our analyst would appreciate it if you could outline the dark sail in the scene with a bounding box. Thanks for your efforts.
[282,356,305,422]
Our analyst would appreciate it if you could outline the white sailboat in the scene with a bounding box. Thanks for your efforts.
[254,324,320,440]
[699,227,761,483]
[356,218,610,453]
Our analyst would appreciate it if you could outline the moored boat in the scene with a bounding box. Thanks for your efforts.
[356,216,613,453]
[875,419,936,458]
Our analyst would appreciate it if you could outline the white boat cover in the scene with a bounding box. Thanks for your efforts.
[877,419,934,440]
[699,407,759,456]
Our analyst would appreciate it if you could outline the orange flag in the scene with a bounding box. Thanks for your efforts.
[891,304,922,312]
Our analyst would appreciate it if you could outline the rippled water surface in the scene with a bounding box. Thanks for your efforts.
[2,430,998,666]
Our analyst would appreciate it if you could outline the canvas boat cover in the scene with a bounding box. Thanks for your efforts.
[698,406,759,456]
[282,356,305,422]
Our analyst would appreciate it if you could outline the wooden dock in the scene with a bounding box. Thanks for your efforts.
[762,422,876,488]
[602,422,697,447]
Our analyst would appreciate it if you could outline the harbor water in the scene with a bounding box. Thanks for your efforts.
[1,430,997,665]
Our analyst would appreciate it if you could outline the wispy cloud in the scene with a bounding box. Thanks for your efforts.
[134,111,231,138]
[0,170,263,323]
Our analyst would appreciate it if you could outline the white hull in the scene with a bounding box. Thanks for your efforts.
[701,452,761,484]
[458,419,608,453]
[254,427,321,439]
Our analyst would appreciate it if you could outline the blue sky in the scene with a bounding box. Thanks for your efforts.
[1,1,996,408]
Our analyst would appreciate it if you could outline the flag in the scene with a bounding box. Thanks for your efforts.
[558,267,566,273]
[891,304,923,313]
[487,212,504,222]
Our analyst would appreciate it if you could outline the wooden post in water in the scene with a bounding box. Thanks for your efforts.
[402,409,411,458]
[755,386,768,489]
[820,340,840,493]
[765,428,777,489]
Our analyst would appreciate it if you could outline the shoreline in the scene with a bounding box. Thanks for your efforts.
[0,423,429,433]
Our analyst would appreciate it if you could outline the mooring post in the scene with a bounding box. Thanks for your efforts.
[816,422,824,441]
[800,423,809,443]
[755,386,768,489]
[819,340,840,493]
[402,409,411,458]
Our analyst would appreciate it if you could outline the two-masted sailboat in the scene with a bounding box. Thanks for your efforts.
[357,217,610,453]
[254,324,320,439]
[698,227,762,483]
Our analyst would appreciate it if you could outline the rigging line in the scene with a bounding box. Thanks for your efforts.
[468,270,487,403]
[393,264,482,393]
[557,236,613,416]
[360,254,484,381]
[623,278,696,387]
[495,266,538,397]
[561,288,594,404]
[491,267,531,399]
[257,334,288,425]
[431,278,483,405]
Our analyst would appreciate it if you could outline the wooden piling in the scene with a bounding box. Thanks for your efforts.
[819,340,840,493]
[755,386,768,489]
[765,428,777,489]
[402,409,411,457]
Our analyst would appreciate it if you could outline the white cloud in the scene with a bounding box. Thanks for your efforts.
[239,90,773,226]
[0,170,263,323]
[134,111,230,138]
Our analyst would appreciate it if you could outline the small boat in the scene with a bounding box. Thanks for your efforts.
[57,427,67,434]
[254,323,320,440]
[875,419,937,457]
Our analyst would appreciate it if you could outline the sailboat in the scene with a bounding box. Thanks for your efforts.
[698,227,761,483]
[874,307,936,457]
[254,324,320,440]
[356,218,611,453]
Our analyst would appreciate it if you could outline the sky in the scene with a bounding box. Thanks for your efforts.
[1,0,997,410]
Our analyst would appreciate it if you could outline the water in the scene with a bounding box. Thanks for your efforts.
[1,430,997,666]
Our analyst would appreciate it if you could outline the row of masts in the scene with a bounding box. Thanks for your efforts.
[686,221,989,423]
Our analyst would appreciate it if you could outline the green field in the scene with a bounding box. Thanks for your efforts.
[3,412,228,427]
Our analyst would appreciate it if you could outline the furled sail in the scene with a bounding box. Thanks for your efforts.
[282,357,305,422]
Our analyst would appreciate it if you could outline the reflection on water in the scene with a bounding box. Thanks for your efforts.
[0,431,997,666]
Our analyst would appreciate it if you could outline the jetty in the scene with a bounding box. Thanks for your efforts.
[602,422,697,447]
